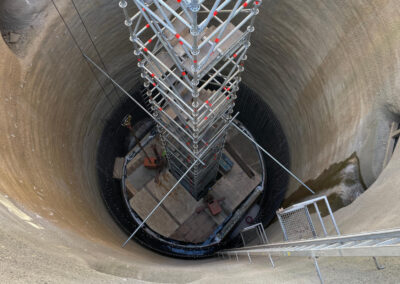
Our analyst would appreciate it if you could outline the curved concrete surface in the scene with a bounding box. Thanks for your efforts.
[1,0,400,282]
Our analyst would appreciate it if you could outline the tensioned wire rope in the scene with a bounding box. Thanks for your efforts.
[69,0,126,106]
[50,0,116,108]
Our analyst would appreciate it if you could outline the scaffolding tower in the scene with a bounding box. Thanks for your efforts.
[119,0,261,200]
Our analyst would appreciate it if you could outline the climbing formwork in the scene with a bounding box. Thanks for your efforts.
[119,0,261,200]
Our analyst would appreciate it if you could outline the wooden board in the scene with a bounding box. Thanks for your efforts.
[129,189,179,237]
[170,211,217,243]
[145,171,202,224]
[126,180,138,197]
[126,163,157,190]
[113,157,125,179]
[211,151,261,213]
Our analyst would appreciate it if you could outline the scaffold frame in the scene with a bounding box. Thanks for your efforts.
[119,0,261,200]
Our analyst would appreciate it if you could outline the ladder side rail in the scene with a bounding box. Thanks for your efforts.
[222,229,400,254]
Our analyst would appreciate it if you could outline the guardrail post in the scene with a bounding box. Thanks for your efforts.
[247,252,252,263]
[267,253,275,268]
[312,256,324,284]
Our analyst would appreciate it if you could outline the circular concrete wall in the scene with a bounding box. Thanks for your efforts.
[1,0,400,282]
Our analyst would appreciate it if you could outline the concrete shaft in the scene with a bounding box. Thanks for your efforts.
[1,0,400,282]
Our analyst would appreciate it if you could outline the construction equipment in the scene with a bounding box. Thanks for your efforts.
[122,114,161,169]
[219,153,234,174]
[152,144,166,183]
[196,195,225,216]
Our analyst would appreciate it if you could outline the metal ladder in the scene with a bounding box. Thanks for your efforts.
[220,228,400,283]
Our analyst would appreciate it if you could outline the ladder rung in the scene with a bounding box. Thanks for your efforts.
[292,245,308,250]
[290,245,308,251]
[353,239,378,247]
[334,241,357,249]
[298,244,319,251]
[311,244,331,250]
[373,238,400,247]
[324,243,343,249]
[222,234,400,258]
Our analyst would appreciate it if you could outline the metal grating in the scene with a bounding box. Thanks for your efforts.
[277,207,316,241]
[277,196,340,242]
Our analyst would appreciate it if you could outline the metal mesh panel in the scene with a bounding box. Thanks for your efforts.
[278,208,316,241]
[240,223,269,246]
[241,228,262,246]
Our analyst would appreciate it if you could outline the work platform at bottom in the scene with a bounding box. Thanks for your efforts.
[114,126,263,243]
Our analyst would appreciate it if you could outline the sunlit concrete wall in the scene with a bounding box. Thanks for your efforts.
[1,0,400,282]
